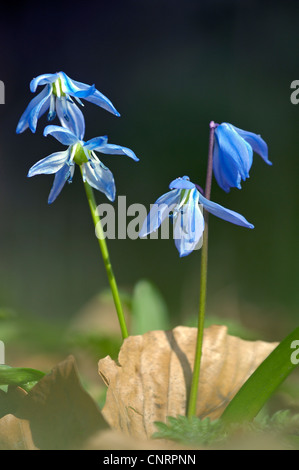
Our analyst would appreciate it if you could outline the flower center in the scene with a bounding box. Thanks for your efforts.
[72,143,89,165]
[178,189,192,207]
[52,77,65,98]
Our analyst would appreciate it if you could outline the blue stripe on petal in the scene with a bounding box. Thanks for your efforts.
[28,85,52,133]
[28,150,69,177]
[58,72,96,98]
[82,161,116,202]
[83,91,120,117]
[84,136,109,151]
[30,73,58,93]
[94,143,139,161]
[43,125,79,146]
[16,85,51,134]
[198,192,254,229]
[48,163,72,204]
[56,99,85,140]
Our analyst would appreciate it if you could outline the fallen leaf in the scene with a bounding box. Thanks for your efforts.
[99,325,278,440]
[0,414,36,450]
[16,355,108,450]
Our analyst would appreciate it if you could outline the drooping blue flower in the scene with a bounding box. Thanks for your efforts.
[16,72,120,137]
[213,122,272,192]
[139,176,254,257]
[28,125,139,204]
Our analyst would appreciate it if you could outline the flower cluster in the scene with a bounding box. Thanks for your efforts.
[139,121,271,256]
[17,71,138,203]
[17,73,271,257]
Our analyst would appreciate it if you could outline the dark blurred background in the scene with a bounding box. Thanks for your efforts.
[0,0,298,348]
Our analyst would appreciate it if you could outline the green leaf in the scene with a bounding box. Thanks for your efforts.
[0,365,45,386]
[153,416,227,446]
[152,412,299,449]
[131,279,170,334]
[221,326,299,425]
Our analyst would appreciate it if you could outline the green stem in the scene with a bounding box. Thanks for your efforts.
[81,169,129,340]
[187,121,216,418]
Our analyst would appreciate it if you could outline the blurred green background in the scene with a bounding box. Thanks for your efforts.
[0,0,298,377]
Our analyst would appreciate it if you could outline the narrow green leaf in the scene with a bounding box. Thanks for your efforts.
[221,327,299,425]
[0,365,45,386]
[131,279,170,334]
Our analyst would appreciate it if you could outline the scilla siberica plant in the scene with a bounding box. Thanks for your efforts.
[139,120,270,418]
[17,71,137,340]
[17,73,271,420]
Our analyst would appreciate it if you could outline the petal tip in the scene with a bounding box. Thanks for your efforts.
[47,195,56,205]
[179,250,191,258]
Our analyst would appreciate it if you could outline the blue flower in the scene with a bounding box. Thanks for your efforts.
[139,176,254,257]
[213,122,272,192]
[16,72,120,137]
[28,125,139,204]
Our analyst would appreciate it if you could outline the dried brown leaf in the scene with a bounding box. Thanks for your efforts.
[15,355,108,449]
[0,414,36,450]
[99,325,278,439]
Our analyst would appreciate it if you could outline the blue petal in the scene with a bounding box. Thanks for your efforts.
[59,72,120,116]
[56,98,85,140]
[169,176,196,190]
[48,163,74,204]
[93,143,139,161]
[82,161,116,201]
[58,72,96,98]
[84,136,108,151]
[28,85,53,133]
[213,136,242,193]
[139,189,181,237]
[28,150,69,177]
[43,125,79,146]
[174,189,204,257]
[213,123,253,192]
[30,73,58,93]
[216,123,253,179]
[84,90,120,117]
[16,85,52,134]
[198,192,254,229]
[229,123,272,165]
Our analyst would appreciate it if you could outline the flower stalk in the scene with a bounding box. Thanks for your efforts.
[187,120,217,418]
[81,167,129,340]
